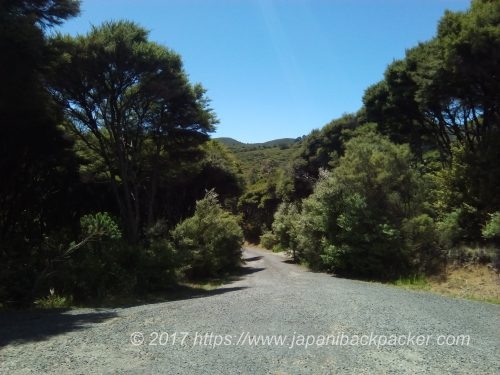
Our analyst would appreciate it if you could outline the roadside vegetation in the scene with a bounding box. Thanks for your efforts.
[394,263,500,305]
[254,0,500,298]
[1,0,498,308]
[0,1,243,308]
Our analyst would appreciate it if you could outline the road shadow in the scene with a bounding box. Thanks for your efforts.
[163,285,250,302]
[0,309,117,347]
[77,265,265,309]
[243,256,263,262]
[0,284,253,347]
[282,259,299,264]
[237,266,265,276]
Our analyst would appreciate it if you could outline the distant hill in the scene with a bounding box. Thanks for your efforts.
[215,137,299,150]
[214,137,302,180]
[215,137,245,147]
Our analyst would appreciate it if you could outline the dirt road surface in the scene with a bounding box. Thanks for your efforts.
[1,247,499,374]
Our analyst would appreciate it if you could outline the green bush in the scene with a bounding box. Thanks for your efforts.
[34,289,72,309]
[271,202,301,258]
[289,129,427,279]
[482,212,500,240]
[436,208,465,248]
[402,214,444,274]
[482,212,500,269]
[172,190,244,278]
[35,212,133,303]
[136,238,180,292]
[259,230,278,250]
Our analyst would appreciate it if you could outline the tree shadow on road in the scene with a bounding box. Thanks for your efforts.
[0,309,118,347]
[0,264,266,346]
[243,255,263,262]
[0,284,254,347]
[82,264,264,309]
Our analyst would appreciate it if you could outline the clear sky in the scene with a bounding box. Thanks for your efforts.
[56,0,470,143]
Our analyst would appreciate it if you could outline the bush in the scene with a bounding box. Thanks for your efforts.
[290,129,426,279]
[34,289,72,309]
[259,230,278,250]
[482,212,500,240]
[402,214,444,274]
[172,190,244,278]
[436,208,465,248]
[271,202,301,258]
[28,212,140,304]
[447,246,496,265]
[136,238,179,293]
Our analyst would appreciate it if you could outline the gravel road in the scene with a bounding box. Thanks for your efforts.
[1,247,499,374]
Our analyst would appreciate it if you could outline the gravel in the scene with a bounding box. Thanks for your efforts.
[1,247,499,374]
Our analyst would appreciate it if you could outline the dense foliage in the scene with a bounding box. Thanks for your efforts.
[0,3,244,306]
[172,190,244,278]
[1,0,498,305]
[48,21,218,242]
[259,0,499,280]
[267,128,442,279]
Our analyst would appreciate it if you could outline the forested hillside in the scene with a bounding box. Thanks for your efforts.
[1,0,498,307]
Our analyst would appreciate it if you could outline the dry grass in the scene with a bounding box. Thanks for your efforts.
[395,264,500,304]
[427,264,500,304]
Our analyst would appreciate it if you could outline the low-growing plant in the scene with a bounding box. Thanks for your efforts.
[34,288,72,309]
[482,212,500,240]
[393,275,429,290]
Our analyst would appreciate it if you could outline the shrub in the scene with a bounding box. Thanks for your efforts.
[42,212,128,303]
[136,238,179,292]
[291,129,426,279]
[271,202,301,258]
[436,208,464,248]
[172,190,244,278]
[402,214,444,274]
[482,212,500,240]
[259,230,278,250]
[34,288,72,309]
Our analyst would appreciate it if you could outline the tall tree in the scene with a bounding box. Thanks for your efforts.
[0,0,81,304]
[363,60,430,158]
[364,0,500,159]
[416,0,500,152]
[48,21,217,241]
[291,113,360,198]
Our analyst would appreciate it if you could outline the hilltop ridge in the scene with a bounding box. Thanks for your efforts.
[215,137,300,150]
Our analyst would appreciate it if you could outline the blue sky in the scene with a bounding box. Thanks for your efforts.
[57,0,470,143]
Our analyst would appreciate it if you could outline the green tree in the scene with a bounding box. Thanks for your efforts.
[48,21,217,241]
[238,178,281,243]
[172,190,243,278]
[423,0,500,152]
[194,140,244,210]
[363,0,500,245]
[270,202,301,259]
[364,0,500,159]
[362,60,430,158]
[291,113,360,198]
[0,0,81,306]
[293,129,434,279]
